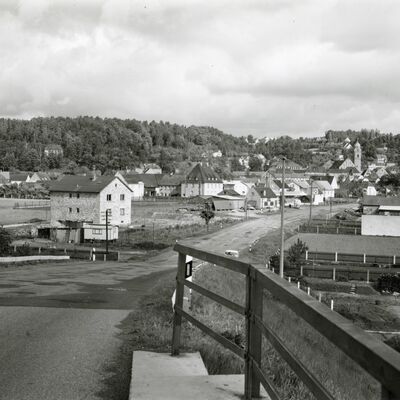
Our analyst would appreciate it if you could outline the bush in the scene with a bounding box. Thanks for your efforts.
[0,228,12,256]
[375,273,400,293]
[15,243,32,256]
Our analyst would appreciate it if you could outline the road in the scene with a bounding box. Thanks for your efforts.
[0,204,350,399]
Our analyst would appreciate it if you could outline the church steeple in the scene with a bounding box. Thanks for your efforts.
[354,140,362,172]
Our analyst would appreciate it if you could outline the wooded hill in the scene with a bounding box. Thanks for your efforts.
[0,117,399,176]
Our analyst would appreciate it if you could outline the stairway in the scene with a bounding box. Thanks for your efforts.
[129,351,269,400]
[350,284,357,295]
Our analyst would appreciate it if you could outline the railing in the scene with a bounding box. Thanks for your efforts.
[171,243,400,400]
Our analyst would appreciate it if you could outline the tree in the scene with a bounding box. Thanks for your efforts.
[287,239,308,269]
[248,155,263,171]
[0,228,12,256]
[200,202,215,232]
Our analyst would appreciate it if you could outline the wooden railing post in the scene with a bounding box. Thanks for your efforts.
[171,252,187,356]
[245,269,263,399]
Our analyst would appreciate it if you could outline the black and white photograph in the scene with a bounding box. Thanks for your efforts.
[0,1,399,399]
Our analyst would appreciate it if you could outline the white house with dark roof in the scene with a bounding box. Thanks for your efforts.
[246,186,279,210]
[181,163,223,197]
[49,175,132,228]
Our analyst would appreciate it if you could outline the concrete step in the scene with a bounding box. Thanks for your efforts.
[131,351,208,380]
[132,374,271,400]
[130,351,270,400]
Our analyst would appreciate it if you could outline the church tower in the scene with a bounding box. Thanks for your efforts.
[354,140,362,172]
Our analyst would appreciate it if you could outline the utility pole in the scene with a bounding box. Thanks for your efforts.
[309,179,313,224]
[105,209,109,254]
[279,157,286,278]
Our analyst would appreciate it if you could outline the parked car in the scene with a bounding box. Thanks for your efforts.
[225,249,239,258]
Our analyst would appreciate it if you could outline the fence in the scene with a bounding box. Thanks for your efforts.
[171,243,400,400]
[302,250,399,265]
[12,244,119,261]
[283,264,399,282]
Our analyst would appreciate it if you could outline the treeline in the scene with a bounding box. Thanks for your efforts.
[1,117,400,174]
[0,117,249,173]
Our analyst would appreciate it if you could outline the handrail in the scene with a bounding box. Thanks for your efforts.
[171,243,400,400]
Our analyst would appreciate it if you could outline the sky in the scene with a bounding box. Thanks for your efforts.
[1,0,400,138]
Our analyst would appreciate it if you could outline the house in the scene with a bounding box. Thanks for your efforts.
[361,195,400,237]
[128,174,164,197]
[44,144,63,157]
[30,172,51,183]
[246,186,279,210]
[313,180,334,202]
[115,172,145,200]
[311,175,339,190]
[143,164,162,174]
[328,158,356,171]
[222,180,251,196]
[157,174,184,197]
[10,172,31,185]
[212,150,222,158]
[48,174,132,242]
[181,163,223,197]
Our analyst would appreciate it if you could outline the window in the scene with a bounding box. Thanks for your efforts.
[76,208,80,213]
[92,229,102,235]
[120,208,125,216]
[69,193,72,198]
[77,193,80,199]
[120,194,125,201]
[68,207,72,213]
[106,194,112,201]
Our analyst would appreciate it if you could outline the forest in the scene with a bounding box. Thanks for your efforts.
[0,117,399,176]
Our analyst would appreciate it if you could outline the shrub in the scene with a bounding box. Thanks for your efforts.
[375,273,400,293]
[15,243,32,256]
[0,228,12,256]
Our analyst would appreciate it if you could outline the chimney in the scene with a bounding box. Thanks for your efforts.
[92,166,96,181]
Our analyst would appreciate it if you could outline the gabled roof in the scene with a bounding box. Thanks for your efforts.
[218,188,242,197]
[159,174,185,186]
[273,180,290,189]
[311,175,335,185]
[313,180,333,191]
[186,164,222,183]
[253,186,278,198]
[362,195,400,207]
[10,173,30,182]
[124,174,164,187]
[49,175,131,193]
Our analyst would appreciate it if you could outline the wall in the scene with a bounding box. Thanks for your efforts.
[361,215,400,237]
[128,182,144,200]
[0,255,70,263]
[99,179,132,226]
[50,192,99,225]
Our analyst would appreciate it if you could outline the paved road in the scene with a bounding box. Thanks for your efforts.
[0,204,351,399]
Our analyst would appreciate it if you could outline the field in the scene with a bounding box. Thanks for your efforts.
[0,198,49,225]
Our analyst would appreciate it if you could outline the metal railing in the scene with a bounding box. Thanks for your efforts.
[171,243,400,400]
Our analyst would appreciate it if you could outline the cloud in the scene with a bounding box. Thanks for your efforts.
[0,0,400,137]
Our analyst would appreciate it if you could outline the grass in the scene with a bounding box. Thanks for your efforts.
[0,198,48,225]
[114,222,398,400]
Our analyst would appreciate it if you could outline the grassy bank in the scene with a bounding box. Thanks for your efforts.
[113,222,398,400]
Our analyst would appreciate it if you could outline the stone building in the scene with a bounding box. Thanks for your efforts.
[49,175,132,242]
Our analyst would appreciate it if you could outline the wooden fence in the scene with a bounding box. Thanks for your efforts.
[302,250,399,265]
[171,243,400,400]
